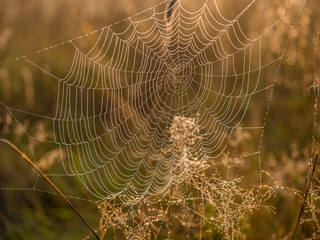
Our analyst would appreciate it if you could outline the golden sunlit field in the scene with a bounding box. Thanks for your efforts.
[1,0,320,239]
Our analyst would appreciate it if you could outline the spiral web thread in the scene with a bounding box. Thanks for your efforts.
[0,0,306,238]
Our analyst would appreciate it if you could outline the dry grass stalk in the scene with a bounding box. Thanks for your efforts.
[0,138,100,240]
[292,153,320,239]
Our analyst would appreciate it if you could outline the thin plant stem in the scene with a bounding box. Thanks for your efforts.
[0,138,100,240]
[168,186,173,240]
[197,188,202,240]
[291,152,319,240]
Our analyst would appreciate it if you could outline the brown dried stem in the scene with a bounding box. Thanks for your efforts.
[0,138,100,240]
[292,152,319,239]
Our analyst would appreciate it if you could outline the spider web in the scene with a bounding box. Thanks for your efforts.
[0,0,304,199]
[0,0,306,237]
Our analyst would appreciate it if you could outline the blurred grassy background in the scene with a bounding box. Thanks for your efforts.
[0,0,320,239]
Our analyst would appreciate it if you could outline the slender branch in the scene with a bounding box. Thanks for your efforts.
[292,152,319,240]
[0,138,100,240]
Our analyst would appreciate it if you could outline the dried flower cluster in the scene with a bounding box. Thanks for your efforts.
[99,196,164,240]
[99,115,276,239]
[163,114,207,184]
